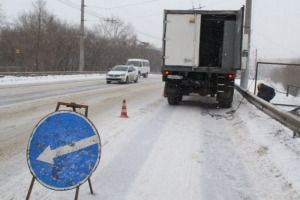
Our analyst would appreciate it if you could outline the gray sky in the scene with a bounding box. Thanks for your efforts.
[1,0,300,60]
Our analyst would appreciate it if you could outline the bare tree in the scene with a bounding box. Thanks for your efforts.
[93,16,137,41]
[6,0,80,72]
[0,4,162,73]
[0,4,5,28]
[85,17,138,70]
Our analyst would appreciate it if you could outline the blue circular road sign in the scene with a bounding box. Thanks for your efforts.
[27,111,101,190]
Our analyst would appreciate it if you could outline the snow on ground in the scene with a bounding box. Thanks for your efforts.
[0,74,105,85]
[1,75,300,199]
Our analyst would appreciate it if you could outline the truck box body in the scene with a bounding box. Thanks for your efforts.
[161,8,245,107]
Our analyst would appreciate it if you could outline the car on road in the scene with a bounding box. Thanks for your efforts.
[106,65,139,84]
[125,59,150,78]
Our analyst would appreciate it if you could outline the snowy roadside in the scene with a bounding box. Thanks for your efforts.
[0,74,106,85]
[0,74,300,199]
[0,74,163,86]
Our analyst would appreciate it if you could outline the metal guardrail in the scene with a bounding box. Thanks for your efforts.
[0,71,162,77]
[0,71,108,76]
[235,84,300,137]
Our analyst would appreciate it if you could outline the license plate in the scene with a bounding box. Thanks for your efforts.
[167,75,183,79]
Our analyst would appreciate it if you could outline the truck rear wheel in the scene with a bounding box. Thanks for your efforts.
[168,97,180,105]
[219,101,232,108]
[179,94,183,102]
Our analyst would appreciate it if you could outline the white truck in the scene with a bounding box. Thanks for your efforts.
[161,7,246,107]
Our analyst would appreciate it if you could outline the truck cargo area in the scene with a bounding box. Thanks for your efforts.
[200,14,236,67]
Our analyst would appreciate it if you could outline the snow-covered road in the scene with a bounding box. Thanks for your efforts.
[0,74,300,200]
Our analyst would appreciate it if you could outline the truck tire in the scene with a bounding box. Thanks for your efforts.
[179,94,183,102]
[168,96,180,105]
[219,101,232,108]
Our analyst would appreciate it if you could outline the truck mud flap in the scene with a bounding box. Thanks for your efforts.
[164,83,181,97]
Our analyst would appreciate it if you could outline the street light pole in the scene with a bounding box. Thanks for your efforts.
[240,0,252,89]
[79,0,85,71]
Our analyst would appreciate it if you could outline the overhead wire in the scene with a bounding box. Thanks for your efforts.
[56,0,108,21]
[252,31,300,57]
[135,30,161,41]
[56,0,161,41]
[202,0,299,60]
[88,0,160,10]
[250,44,270,59]
[61,0,297,54]
[123,13,162,20]
[203,0,235,8]
[251,0,299,58]
[55,0,298,54]
[191,0,195,9]
[56,0,80,11]
[92,0,162,36]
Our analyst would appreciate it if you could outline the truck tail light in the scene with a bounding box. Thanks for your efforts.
[162,70,169,75]
[228,74,236,79]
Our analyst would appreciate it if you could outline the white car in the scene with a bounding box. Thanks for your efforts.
[106,65,139,84]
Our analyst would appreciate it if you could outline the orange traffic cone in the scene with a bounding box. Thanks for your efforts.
[120,99,129,118]
[162,89,167,97]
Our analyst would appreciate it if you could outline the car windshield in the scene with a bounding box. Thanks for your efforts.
[111,66,128,71]
[126,61,139,67]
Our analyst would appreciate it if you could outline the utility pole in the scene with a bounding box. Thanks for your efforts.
[240,0,252,89]
[79,0,85,71]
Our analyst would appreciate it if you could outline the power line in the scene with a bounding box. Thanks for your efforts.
[123,13,162,20]
[203,0,235,8]
[191,0,195,9]
[250,45,270,59]
[190,0,205,10]
[56,0,80,11]
[253,31,300,57]
[59,0,156,23]
[56,0,107,20]
[90,0,162,38]
[91,0,162,36]
[135,29,161,41]
[56,0,161,44]
[88,0,160,10]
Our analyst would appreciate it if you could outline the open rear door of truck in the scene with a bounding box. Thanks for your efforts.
[234,7,244,70]
[163,12,201,68]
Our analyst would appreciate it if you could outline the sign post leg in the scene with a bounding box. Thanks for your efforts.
[88,177,94,194]
[26,177,36,200]
[75,186,80,200]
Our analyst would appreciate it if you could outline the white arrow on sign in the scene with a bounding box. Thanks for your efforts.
[37,135,99,164]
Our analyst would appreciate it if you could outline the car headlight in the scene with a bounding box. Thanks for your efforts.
[120,74,125,76]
